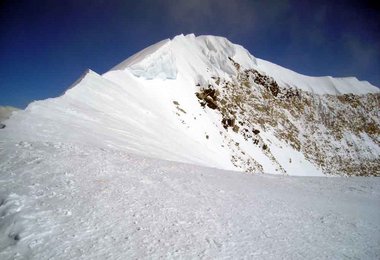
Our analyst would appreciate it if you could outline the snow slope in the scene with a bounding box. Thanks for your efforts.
[256,59,378,95]
[1,141,379,259]
[0,34,379,176]
[0,69,233,170]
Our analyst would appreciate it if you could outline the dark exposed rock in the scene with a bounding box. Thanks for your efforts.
[221,118,235,129]
[269,81,280,97]
[195,87,220,110]
[252,129,260,135]
[228,56,240,70]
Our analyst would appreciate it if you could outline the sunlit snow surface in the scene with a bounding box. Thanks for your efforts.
[1,141,379,259]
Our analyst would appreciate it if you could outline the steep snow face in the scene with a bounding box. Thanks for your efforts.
[112,39,177,80]
[1,34,379,176]
[111,34,257,85]
[111,34,379,95]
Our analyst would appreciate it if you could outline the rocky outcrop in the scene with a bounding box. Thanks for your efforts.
[0,106,20,123]
[196,58,380,176]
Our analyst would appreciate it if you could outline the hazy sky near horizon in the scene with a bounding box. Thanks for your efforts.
[1,0,379,108]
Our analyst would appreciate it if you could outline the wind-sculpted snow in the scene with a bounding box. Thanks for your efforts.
[111,39,170,71]
[0,70,233,170]
[126,44,177,80]
[1,141,379,259]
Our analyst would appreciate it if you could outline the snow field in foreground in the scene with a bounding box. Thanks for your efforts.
[0,141,379,259]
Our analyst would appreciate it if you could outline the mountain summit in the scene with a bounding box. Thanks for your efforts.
[1,34,379,176]
[111,34,378,95]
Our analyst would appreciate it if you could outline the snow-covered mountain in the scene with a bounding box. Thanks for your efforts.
[1,34,379,176]
[1,34,380,259]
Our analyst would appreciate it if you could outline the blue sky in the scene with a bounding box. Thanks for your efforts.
[1,0,379,108]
